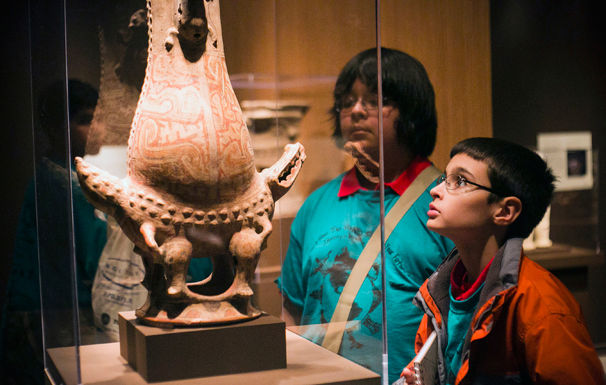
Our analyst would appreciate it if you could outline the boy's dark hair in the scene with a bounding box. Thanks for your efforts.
[330,47,437,157]
[451,137,556,239]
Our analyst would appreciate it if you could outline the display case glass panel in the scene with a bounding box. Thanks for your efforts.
[23,1,108,384]
[16,0,494,384]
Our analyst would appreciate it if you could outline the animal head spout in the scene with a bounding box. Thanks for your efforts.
[262,143,306,202]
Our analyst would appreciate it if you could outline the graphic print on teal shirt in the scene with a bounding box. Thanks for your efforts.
[277,172,454,383]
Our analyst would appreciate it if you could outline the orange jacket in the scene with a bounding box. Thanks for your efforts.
[403,238,605,385]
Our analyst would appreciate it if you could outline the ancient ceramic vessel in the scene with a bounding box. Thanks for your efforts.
[75,0,305,326]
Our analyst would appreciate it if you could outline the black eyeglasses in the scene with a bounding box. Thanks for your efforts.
[437,174,502,196]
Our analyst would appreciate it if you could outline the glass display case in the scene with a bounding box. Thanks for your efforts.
[4,0,496,384]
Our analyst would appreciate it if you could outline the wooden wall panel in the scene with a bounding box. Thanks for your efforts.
[221,0,278,102]
[221,0,492,194]
[380,1,493,169]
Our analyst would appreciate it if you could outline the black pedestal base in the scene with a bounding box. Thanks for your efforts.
[118,310,286,382]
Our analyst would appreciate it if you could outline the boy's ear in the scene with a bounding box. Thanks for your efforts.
[493,196,522,226]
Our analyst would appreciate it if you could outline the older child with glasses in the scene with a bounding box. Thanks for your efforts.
[276,47,454,383]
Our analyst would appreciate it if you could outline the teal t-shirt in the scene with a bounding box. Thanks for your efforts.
[277,172,454,383]
[445,283,484,384]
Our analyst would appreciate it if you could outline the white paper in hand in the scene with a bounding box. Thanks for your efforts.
[413,331,438,385]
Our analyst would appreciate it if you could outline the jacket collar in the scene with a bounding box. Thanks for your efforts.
[477,237,523,307]
[417,237,524,326]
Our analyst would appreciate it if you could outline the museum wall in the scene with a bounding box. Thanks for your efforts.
[491,0,606,344]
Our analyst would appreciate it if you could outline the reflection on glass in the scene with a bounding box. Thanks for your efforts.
[276,47,454,383]
[3,79,107,384]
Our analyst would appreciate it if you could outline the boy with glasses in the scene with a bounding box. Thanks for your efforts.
[399,137,605,384]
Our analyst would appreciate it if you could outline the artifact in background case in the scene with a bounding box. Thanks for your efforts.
[91,2,148,150]
[240,99,309,170]
[75,0,305,327]
[523,206,553,250]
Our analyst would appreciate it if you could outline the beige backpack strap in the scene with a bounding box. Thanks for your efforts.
[321,165,441,353]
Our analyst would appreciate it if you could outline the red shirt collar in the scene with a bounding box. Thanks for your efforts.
[450,257,494,301]
[338,156,432,198]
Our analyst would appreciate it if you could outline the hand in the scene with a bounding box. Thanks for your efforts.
[400,367,416,385]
